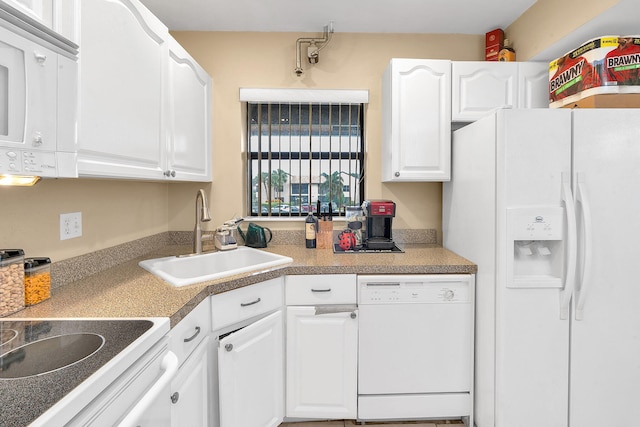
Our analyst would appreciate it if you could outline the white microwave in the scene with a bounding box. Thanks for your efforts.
[0,22,77,178]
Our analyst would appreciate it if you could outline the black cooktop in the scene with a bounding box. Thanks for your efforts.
[0,319,153,427]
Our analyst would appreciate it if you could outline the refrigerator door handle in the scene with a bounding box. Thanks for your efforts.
[575,173,593,320]
[560,177,577,320]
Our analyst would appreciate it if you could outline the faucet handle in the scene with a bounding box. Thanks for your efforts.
[201,232,215,241]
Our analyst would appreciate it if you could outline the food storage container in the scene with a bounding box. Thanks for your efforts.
[24,257,51,306]
[0,249,25,317]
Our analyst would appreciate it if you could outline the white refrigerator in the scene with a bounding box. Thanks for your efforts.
[443,108,640,427]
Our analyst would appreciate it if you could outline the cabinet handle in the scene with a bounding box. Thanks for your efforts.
[240,297,261,307]
[32,133,43,146]
[163,170,176,177]
[351,312,357,319]
[34,52,47,64]
[171,392,179,404]
[183,326,201,343]
[311,288,331,293]
[394,171,400,177]
[225,343,233,352]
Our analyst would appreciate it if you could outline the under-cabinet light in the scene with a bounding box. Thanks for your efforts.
[0,175,41,186]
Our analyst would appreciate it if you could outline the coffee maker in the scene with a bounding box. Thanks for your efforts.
[362,200,396,250]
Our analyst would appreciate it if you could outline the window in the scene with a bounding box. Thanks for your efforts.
[246,100,365,217]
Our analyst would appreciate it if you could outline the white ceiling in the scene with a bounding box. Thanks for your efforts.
[138,0,537,34]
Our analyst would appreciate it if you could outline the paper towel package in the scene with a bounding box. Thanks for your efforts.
[549,36,640,108]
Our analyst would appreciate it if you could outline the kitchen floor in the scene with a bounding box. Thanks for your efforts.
[280,421,465,426]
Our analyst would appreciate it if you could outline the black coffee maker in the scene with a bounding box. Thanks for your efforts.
[362,200,396,250]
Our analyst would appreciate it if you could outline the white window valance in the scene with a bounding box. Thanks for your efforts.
[239,88,369,104]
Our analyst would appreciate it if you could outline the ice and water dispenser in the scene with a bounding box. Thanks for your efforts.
[506,207,565,288]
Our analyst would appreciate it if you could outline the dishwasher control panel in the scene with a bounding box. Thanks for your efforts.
[357,275,471,304]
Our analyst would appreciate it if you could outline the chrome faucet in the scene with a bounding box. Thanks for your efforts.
[194,189,212,254]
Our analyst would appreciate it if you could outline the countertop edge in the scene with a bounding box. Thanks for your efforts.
[10,244,477,328]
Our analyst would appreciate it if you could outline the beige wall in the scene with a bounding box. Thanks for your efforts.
[0,31,497,262]
[170,32,484,241]
[507,0,619,60]
[0,180,169,261]
[0,4,628,263]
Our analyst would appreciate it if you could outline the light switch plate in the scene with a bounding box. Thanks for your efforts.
[60,212,82,240]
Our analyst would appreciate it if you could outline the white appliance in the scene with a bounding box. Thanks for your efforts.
[0,7,78,179]
[443,108,640,427]
[357,274,474,424]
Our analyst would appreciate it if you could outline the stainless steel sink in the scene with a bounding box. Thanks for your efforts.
[139,246,293,287]
[0,333,104,379]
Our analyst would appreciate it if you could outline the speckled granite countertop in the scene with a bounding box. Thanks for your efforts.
[3,242,474,425]
[11,244,476,327]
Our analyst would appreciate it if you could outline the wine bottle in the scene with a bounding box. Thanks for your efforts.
[305,212,317,248]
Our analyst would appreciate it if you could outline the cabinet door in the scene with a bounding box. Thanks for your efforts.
[286,306,358,419]
[518,62,549,109]
[452,61,517,122]
[167,36,212,181]
[77,0,168,179]
[2,0,53,28]
[52,0,79,44]
[170,336,211,427]
[382,58,451,182]
[218,310,284,427]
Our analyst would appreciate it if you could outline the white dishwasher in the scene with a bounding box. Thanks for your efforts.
[357,274,474,425]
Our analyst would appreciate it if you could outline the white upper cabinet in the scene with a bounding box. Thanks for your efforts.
[52,0,79,44]
[452,61,548,122]
[382,58,452,182]
[0,0,79,44]
[76,0,212,181]
[518,61,549,109]
[452,61,518,122]
[1,0,53,28]
[77,0,167,179]
[167,35,212,182]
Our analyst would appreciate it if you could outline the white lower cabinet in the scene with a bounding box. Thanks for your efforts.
[169,297,212,427]
[170,335,212,426]
[284,274,358,420]
[217,310,284,427]
[286,306,358,419]
[211,277,285,427]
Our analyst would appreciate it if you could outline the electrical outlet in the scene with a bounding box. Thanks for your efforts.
[60,212,82,240]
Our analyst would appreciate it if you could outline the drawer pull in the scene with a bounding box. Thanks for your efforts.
[311,288,331,293]
[225,343,233,352]
[171,392,179,404]
[183,326,201,343]
[240,297,261,307]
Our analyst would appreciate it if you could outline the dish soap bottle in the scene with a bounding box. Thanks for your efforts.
[498,39,516,62]
[305,212,317,248]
